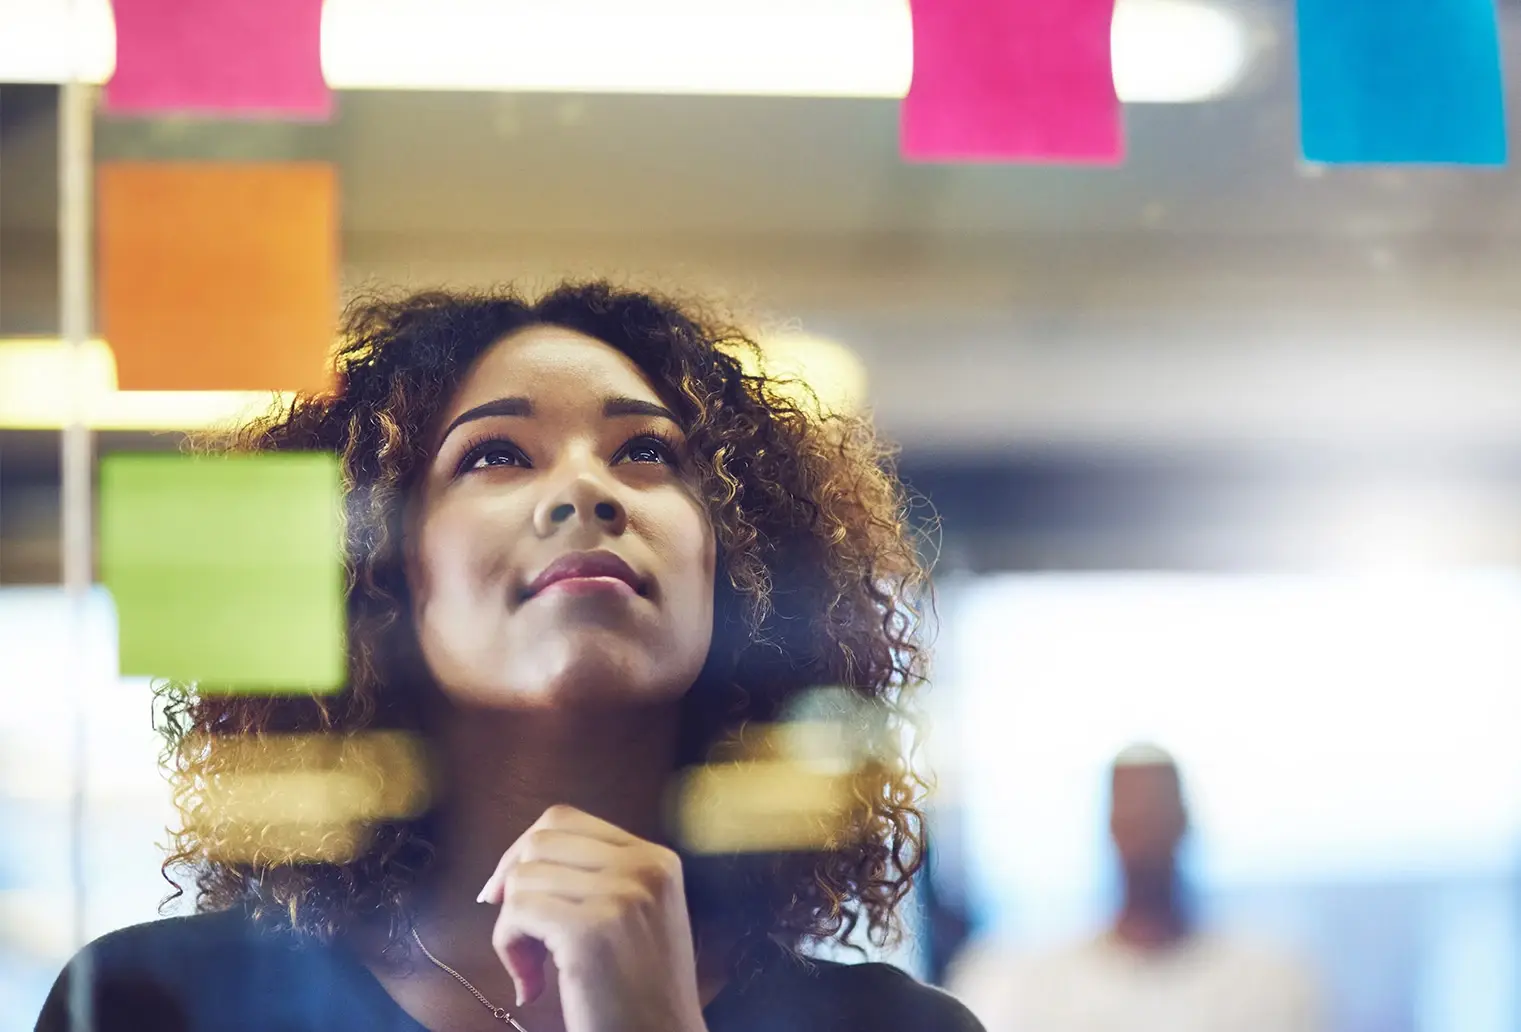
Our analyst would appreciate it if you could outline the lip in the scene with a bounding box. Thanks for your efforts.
[524,550,645,599]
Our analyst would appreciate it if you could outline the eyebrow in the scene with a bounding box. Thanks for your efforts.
[440,397,532,444]
[439,395,680,446]
[603,397,679,422]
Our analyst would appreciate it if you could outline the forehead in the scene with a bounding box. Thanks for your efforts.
[446,324,661,415]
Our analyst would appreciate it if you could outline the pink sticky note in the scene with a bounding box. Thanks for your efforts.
[106,0,330,119]
[902,0,1122,164]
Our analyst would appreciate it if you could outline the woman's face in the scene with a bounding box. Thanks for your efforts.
[407,325,716,709]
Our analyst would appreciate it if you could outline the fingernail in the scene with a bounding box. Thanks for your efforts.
[475,890,488,904]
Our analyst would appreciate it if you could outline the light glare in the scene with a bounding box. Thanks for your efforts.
[3,0,1253,105]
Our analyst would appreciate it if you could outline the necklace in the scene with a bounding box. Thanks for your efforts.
[411,927,532,1031]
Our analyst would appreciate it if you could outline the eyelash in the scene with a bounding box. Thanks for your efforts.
[455,437,528,476]
[454,431,683,476]
[619,430,683,467]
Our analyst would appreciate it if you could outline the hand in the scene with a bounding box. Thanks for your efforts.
[478,805,709,1032]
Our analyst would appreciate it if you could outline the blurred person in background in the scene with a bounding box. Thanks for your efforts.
[920,839,976,985]
[948,744,1322,1032]
[36,283,980,1032]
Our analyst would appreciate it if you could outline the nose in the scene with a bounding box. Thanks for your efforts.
[532,471,628,538]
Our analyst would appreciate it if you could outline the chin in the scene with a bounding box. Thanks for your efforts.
[455,637,697,711]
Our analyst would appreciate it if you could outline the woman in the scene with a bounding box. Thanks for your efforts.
[37,282,981,1032]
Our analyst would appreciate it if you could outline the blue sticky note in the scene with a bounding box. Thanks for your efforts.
[1298,0,1508,165]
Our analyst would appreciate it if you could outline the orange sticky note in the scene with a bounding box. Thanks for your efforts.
[98,162,338,393]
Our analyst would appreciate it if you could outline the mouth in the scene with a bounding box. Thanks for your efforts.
[523,550,647,600]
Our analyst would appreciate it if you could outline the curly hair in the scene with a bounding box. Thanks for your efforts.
[157,280,931,963]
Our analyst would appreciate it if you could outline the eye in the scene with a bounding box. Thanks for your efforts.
[617,433,680,467]
[458,438,530,475]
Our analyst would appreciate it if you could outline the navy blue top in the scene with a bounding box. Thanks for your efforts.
[35,910,983,1032]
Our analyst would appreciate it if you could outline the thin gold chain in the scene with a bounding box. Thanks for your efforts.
[411,927,531,1031]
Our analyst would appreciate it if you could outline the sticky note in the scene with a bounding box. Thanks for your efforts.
[105,0,330,118]
[100,453,346,693]
[1298,0,1507,165]
[98,162,338,393]
[902,0,1121,163]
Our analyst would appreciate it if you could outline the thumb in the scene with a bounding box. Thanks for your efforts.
[502,935,549,1007]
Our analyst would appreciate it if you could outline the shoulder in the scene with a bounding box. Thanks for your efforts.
[86,908,262,949]
[945,936,1099,1025]
[757,949,985,1031]
[950,933,1102,980]
[53,910,278,981]
[33,912,243,1031]
[34,910,393,1032]
[1194,932,1322,995]
[1192,930,1306,969]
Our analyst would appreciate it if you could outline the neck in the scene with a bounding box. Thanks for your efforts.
[414,700,682,932]
[1113,865,1189,950]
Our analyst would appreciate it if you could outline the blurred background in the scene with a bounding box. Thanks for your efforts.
[4,0,1521,1029]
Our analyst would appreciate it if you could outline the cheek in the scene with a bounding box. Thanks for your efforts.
[676,527,718,670]
[408,499,511,628]
[653,494,718,632]
[685,502,719,612]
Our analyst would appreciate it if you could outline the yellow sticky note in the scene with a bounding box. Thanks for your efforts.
[100,453,345,692]
[97,162,338,393]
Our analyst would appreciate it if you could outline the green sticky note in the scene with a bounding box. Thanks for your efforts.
[101,452,345,692]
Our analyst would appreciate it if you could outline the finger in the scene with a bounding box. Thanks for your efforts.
[490,891,583,1007]
[479,829,619,903]
[478,825,630,904]
[497,860,621,903]
[518,828,623,869]
[504,938,549,1010]
[532,804,639,845]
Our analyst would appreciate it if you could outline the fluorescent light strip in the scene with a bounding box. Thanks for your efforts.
[0,338,288,431]
[0,334,865,429]
[1,0,1251,104]
[0,0,117,85]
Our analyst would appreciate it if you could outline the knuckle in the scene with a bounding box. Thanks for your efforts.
[653,845,683,879]
[636,847,682,893]
[607,871,658,912]
[490,921,514,959]
[619,882,658,910]
[541,803,577,822]
[516,829,551,861]
[499,862,529,892]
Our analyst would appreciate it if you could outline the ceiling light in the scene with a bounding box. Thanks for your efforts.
[0,0,116,85]
[3,0,1253,104]
[0,338,288,431]
[729,333,869,416]
[324,0,1252,104]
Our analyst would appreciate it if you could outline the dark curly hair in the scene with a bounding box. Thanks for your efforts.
[158,280,931,963]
